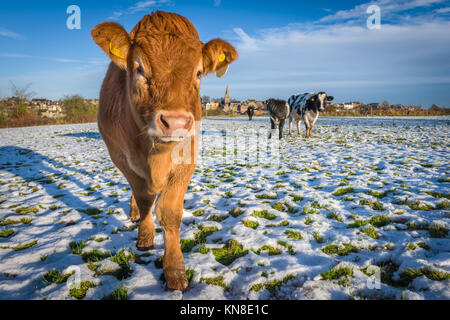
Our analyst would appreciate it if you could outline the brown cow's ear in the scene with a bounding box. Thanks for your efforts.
[202,39,238,78]
[91,22,130,70]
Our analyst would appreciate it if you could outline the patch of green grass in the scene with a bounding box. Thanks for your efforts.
[428,224,448,238]
[347,219,369,228]
[263,275,295,295]
[0,229,14,238]
[302,206,318,215]
[313,232,324,243]
[195,225,219,244]
[424,191,450,200]
[359,199,384,211]
[436,200,450,210]
[223,191,233,199]
[399,268,450,287]
[78,208,103,216]
[256,194,277,200]
[366,190,388,198]
[207,215,228,222]
[267,220,289,227]
[289,194,304,202]
[332,187,354,196]
[15,206,39,214]
[437,177,450,183]
[252,210,277,220]
[228,207,244,218]
[81,249,109,263]
[69,240,87,255]
[254,245,281,256]
[13,240,38,251]
[186,268,195,283]
[369,215,391,227]
[102,285,129,300]
[327,212,343,222]
[180,239,196,253]
[196,245,210,254]
[322,243,359,256]
[321,266,353,280]
[212,240,248,266]
[243,219,259,229]
[0,217,33,226]
[407,243,416,250]
[304,216,314,225]
[363,225,380,239]
[200,276,228,290]
[271,202,285,212]
[285,229,302,240]
[417,242,430,250]
[192,209,205,217]
[109,249,135,280]
[43,269,75,285]
[69,281,96,299]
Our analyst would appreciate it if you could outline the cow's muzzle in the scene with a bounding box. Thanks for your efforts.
[151,110,194,142]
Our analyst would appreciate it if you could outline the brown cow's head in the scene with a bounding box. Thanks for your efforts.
[92,11,238,143]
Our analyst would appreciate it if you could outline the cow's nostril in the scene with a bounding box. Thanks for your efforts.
[160,115,170,129]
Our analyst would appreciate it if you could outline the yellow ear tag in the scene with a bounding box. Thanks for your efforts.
[311,98,315,102]
[109,42,125,59]
[219,53,226,63]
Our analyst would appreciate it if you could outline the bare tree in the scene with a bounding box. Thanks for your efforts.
[9,81,36,118]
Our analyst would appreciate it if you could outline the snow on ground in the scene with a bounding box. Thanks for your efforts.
[0,117,449,300]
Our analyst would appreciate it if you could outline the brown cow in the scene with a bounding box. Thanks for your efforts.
[91,11,238,291]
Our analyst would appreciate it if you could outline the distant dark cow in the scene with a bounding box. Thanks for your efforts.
[247,106,255,121]
[288,92,334,138]
[267,99,290,139]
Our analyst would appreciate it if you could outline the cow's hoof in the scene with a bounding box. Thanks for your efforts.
[164,269,189,292]
[130,217,140,223]
[136,240,154,251]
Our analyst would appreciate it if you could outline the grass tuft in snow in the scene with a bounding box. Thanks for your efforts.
[0,228,14,238]
[332,187,354,196]
[285,229,302,240]
[69,281,96,299]
[13,240,38,251]
[212,240,248,266]
[252,210,277,220]
[43,269,75,285]
[200,276,228,290]
[102,284,129,300]
[322,243,359,256]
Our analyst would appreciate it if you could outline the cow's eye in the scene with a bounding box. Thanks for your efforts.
[197,71,202,79]
[137,66,144,75]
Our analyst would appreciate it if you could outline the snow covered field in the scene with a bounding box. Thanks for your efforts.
[0,117,449,300]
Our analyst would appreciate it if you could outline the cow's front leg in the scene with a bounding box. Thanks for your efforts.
[269,118,276,139]
[155,166,194,291]
[288,117,293,136]
[129,194,140,223]
[297,120,301,136]
[135,194,157,250]
[279,119,285,140]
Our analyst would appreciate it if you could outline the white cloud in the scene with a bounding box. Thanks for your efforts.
[109,0,172,20]
[0,27,23,40]
[320,0,447,22]
[435,6,450,12]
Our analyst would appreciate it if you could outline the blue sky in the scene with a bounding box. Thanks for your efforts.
[0,0,449,107]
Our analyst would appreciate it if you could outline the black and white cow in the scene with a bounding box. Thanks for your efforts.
[288,92,334,138]
[267,99,290,139]
[247,106,255,121]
